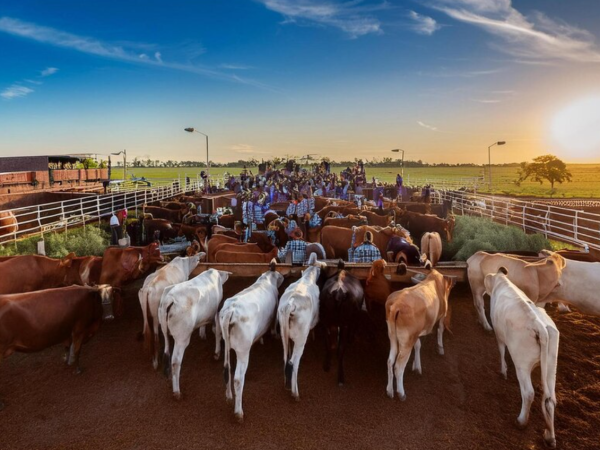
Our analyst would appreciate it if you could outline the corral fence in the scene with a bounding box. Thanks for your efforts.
[0,178,203,243]
[438,190,600,251]
[405,176,483,191]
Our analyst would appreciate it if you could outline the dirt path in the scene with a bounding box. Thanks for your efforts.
[0,281,598,449]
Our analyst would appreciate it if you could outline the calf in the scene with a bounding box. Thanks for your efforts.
[0,285,114,410]
[159,268,230,399]
[278,253,326,400]
[320,260,364,386]
[420,232,442,267]
[386,269,454,400]
[485,268,558,448]
[220,261,284,421]
[139,254,203,369]
[365,259,391,312]
[467,251,565,331]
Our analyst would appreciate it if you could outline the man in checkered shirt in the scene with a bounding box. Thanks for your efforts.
[278,228,308,265]
[350,230,381,263]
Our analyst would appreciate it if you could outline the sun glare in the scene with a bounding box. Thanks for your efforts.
[551,96,600,161]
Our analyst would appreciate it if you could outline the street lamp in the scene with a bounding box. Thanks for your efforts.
[487,141,506,189]
[391,149,405,177]
[184,127,209,178]
[110,149,127,180]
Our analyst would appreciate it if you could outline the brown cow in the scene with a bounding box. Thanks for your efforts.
[214,247,279,263]
[0,284,114,409]
[0,253,78,294]
[144,219,179,243]
[365,259,391,312]
[316,205,361,220]
[71,256,104,286]
[207,235,240,261]
[99,243,162,315]
[386,269,454,400]
[217,214,236,229]
[323,215,368,228]
[321,225,410,260]
[359,211,394,227]
[0,211,18,241]
[144,206,184,223]
[160,201,187,210]
[398,211,454,243]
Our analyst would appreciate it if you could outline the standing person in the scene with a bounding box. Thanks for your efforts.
[296,193,309,237]
[377,193,384,210]
[242,191,254,242]
[110,212,122,245]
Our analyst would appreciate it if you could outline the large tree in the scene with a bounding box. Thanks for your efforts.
[517,154,572,190]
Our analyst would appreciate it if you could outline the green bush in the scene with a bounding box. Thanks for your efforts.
[447,215,552,261]
[0,225,110,258]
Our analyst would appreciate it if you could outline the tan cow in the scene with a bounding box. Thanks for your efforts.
[385,269,454,400]
[420,232,442,267]
[467,252,565,331]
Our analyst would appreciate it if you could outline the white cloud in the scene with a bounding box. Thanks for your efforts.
[256,0,385,38]
[220,63,253,70]
[139,53,148,60]
[230,144,270,154]
[430,0,600,63]
[417,120,439,131]
[408,11,440,35]
[40,67,58,76]
[0,16,274,90]
[1,85,34,100]
[419,67,503,78]
[470,98,501,103]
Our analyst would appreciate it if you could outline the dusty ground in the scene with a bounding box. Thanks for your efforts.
[1,279,598,450]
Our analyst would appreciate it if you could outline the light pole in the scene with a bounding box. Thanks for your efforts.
[184,127,209,178]
[110,149,127,180]
[391,148,405,177]
[487,141,506,189]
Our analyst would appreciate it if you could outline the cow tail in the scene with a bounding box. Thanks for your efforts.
[159,294,175,378]
[537,322,558,427]
[281,301,296,389]
[221,308,235,386]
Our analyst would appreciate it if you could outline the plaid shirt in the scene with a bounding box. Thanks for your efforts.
[308,212,322,228]
[351,242,382,263]
[296,198,309,218]
[308,197,315,213]
[286,202,296,216]
[278,239,308,265]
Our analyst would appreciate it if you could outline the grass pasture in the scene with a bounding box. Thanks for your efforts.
[115,164,600,198]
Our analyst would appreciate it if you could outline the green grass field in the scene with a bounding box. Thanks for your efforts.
[115,164,600,198]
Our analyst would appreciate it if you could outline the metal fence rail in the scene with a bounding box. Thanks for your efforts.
[439,190,600,251]
[405,176,483,191]
[0,179,203,243]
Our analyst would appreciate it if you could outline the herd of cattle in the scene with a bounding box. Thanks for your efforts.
[2,194,600,449]
[129,194,454,264]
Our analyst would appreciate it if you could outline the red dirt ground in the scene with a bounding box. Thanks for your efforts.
[1,280,598,450]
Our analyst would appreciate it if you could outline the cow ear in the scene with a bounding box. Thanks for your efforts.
[60,252,76,267]
[483,273,495,295]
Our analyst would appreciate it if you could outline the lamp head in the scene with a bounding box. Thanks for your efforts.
[497,141,506,146]
[391,149,400,153]
[184,128,195,133]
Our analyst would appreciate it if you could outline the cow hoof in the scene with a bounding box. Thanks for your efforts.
[483,325,493,332]
[74,367,83,375]
[225,396,233,404]
[544,430,556,448]
[173,392,181,401]
[514,419,527,430]
[438,347,445,356]
[500,371,507,380]
[293,394,300,402]
[387,390,394,399]
[213,353,220,361]
[338,382,344,388]
[235,413,244,423]
[398,393,407,402]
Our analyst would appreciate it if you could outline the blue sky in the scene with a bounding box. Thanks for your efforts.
[1,0,600,163]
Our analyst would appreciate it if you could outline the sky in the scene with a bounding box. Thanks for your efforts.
[1,0,600,164]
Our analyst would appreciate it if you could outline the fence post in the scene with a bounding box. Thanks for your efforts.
[97,196,101,225]
[80,198,85,229]
[574,211,578,241]
[522,206,526,231]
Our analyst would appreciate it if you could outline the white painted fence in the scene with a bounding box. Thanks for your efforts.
[439,190,600,251]
[0,179,203,243]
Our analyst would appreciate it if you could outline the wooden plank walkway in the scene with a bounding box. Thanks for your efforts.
[192,260,468,283]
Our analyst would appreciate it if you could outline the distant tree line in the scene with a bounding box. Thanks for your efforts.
[118,156,522,168]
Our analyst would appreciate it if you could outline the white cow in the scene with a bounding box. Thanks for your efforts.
[159,268,230,400]
[139,254,203,369]
[485,267,559,448]
[541,252,600,316]
[220,261,284,422]
[278,253,325,400]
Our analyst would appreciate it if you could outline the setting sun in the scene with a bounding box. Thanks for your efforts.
[551,96,600,161]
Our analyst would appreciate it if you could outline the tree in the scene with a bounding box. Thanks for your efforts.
[517,154,572,190]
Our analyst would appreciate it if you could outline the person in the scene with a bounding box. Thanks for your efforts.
[350,230,381,263]
[110,212,122,245]
[277,228,308,265]
[242,191,254,241]
[377,193,384,210]
[296,193,309,236]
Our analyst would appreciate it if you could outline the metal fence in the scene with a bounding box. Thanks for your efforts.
[0,179,203,243]
[438,190,600,251]
[405,175,483,191]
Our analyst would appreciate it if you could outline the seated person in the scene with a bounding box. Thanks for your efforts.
[350,231,381,263]
[277,228,308,265]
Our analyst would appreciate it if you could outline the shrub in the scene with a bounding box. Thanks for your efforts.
[447,215,551,261]
[0,225,110,258]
